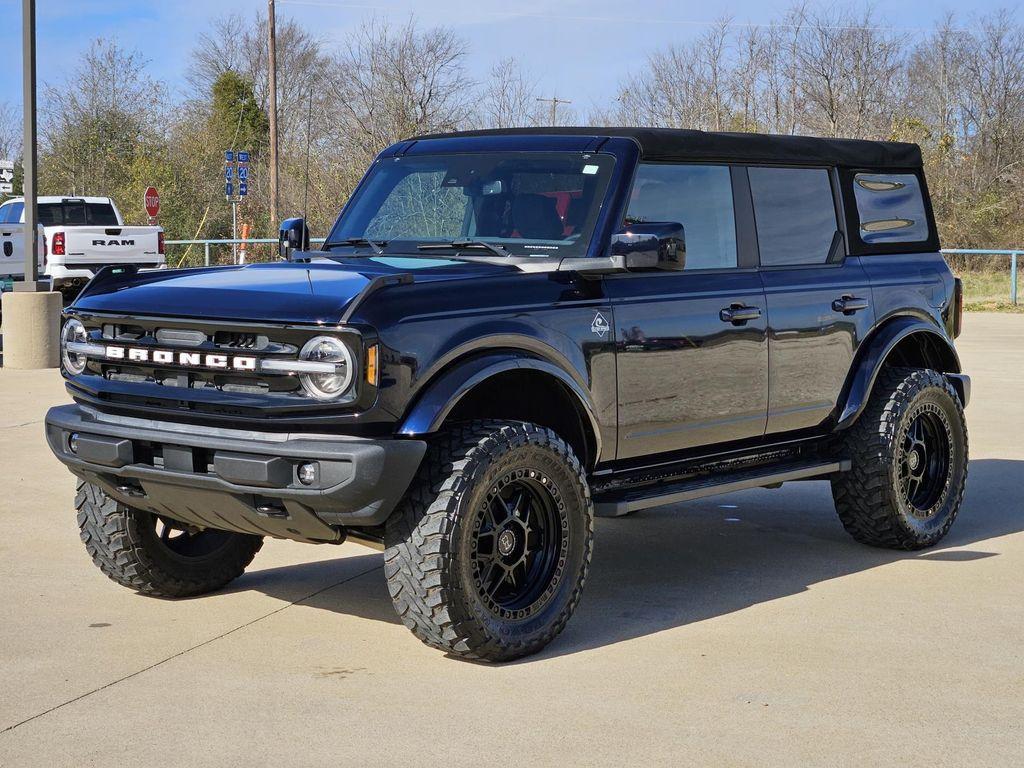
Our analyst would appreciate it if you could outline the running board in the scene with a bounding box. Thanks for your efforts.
[593,460,850,518]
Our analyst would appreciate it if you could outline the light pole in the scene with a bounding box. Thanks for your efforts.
[268,0,279,232]
[17,0,43,292]
[3,0,62,369]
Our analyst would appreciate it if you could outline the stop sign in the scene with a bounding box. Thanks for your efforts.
[144,187,160,218]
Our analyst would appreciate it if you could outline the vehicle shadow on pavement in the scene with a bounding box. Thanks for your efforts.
[227,459,1021,659]
[539,458,1020,660]
[231,552,399,625]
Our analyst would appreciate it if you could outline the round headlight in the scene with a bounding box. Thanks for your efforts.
[298,336,354,400]
[61,319,88,375]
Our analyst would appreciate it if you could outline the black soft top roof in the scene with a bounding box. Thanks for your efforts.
[411,126,922,169]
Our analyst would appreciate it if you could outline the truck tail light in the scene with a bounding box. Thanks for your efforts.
[953,277,964,338]
[52,231,65,256]
[158,231,165,255]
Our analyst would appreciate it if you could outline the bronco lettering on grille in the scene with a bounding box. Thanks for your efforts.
[105,346,257,371]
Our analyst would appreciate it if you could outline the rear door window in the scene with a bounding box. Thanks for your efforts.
[852,173,929,244]
[748,167,838,266]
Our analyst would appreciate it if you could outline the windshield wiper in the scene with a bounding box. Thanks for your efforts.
[332,237,386,255]
[418,239,513,257]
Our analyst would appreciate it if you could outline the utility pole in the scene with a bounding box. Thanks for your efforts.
[267,0,279,232]
[537,94,572,126]
[17,0,42,292]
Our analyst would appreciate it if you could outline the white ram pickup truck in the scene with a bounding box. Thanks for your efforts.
[0,196,164,296]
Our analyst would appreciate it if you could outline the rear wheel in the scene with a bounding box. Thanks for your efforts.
[76,481,263,597]
[832,367,968,550]
[384,421,593,662]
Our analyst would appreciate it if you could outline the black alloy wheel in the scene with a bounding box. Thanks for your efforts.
[470,469,568,620]
[898,404,953,517]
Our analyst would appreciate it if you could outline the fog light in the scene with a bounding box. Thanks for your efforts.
[297,462,318,486]
[68,433,79,454]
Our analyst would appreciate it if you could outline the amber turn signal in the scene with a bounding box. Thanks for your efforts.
[365,344,379,385]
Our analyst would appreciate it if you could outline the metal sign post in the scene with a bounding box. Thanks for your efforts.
[0,159,13,196]
[224,150,250,264]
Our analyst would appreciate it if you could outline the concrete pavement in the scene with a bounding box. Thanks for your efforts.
[0,313,1021,766]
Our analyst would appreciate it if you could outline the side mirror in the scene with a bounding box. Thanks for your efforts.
[278,217,310,260]
[610,222,686,271]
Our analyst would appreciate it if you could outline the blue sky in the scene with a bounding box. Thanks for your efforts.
[0,0,1016,117]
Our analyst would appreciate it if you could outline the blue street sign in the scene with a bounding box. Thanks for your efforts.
[239,181,248,196]
[225,150,234,162]
[225,182,234,197]
[238,151,250,163]
[224,166,233,180]
[238,166,248,180]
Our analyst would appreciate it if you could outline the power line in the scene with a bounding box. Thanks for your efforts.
[276,0,968,34]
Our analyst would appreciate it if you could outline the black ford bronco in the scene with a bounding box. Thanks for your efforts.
[46,128,969,661]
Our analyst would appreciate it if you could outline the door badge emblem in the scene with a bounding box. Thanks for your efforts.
[591,312,610,338]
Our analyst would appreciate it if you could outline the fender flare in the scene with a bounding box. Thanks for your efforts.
[397,351,603,460]
[836,315,962,430]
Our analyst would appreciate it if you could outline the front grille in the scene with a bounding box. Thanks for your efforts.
[72,313,350,401]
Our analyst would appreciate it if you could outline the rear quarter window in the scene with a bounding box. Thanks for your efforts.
[853,173,929,244]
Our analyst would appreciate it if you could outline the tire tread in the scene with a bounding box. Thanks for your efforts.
[76,481,262,597]
[832,367,968,550]
[384,420,593,661]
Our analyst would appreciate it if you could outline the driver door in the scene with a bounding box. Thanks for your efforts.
[606,163,768,460]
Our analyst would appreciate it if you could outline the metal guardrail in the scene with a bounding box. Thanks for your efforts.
[164,240,1021,305]
[165,237,326,266]
[941,249,1020,305]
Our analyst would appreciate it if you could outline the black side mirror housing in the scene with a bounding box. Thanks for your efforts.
[559,222,686,275]
[610,222,686,271]
[279,217,310,260]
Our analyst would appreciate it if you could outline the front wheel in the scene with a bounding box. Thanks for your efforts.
[76,481,263,597]
[832,367,968,550]
[384,421,594,662]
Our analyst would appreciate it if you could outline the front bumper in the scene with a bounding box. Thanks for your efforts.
[45,404,426,543]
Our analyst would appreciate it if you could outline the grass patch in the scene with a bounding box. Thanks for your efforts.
[957,269,1023,313]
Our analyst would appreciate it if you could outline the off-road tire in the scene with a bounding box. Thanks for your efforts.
[76,481,263,597]
[832,367,968,550]
[384,420,594,662]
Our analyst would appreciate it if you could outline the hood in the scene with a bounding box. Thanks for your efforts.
[71,255,517,324]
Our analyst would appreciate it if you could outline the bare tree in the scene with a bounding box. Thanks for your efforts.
[188,13,329,145]
[612,19,735,130]
[791,6,906,138]
[479,58,543,128]
[326,19,475,159]
[0,101,20,161]
[39,41,165,196]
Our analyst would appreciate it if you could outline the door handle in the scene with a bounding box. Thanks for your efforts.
[832,295,869,314]
[720,304,762,325]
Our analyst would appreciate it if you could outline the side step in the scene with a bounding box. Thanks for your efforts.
[593,460,850,518]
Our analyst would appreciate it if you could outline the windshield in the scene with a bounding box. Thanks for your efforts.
[326,152,615,258]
